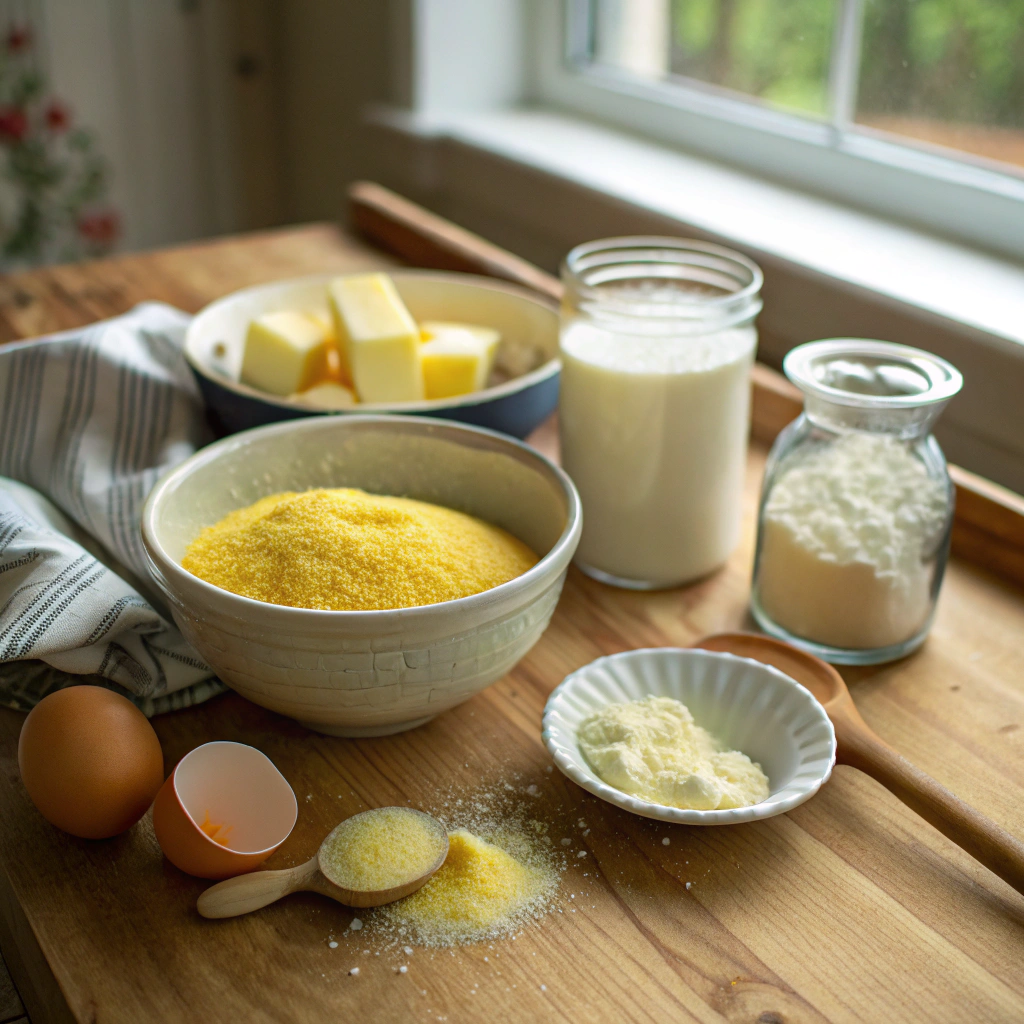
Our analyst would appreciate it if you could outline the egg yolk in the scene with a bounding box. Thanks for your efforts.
[199,810,233,847]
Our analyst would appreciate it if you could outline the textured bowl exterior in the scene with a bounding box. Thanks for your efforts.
[163,569,567,736]
[143,415,580,736]
[542,648,836,825]
[186,270,560,439]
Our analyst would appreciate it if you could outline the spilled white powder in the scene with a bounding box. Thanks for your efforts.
[757,432,948,650]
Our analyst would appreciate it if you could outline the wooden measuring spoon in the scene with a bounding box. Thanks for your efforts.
[696,632,1024,894]
[197,807,448,919]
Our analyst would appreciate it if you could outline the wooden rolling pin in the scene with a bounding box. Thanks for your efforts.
[348,180,562,303]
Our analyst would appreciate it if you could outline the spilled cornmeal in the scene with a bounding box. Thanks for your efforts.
[377,829,556,947]
[578,696,770,811]
[181,487,537,611]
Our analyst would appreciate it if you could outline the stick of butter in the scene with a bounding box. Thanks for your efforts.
[241,311,335,397]
[419,322,500,400]
[328,274,424,403]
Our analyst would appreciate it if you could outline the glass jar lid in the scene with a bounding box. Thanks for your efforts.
[784,339,962,409]
[563,236,763,333]
[783,339,962,438]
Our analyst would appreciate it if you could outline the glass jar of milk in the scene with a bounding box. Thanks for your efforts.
[559,237,763,589]
[752,339,962,665]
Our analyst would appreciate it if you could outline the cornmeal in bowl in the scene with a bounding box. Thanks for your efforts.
[181,487,537,611]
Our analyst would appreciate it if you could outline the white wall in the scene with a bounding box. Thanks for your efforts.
[9,0,293,253]
[276,0,391,223]
[34,0,234,251]
[1,0,396,252]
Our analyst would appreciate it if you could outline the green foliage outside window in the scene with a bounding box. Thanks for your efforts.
[669,0,1024,132]
[671,0,833,116]
[859,0,1024,127]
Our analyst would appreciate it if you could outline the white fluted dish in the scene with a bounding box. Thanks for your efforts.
[542,648,836,825]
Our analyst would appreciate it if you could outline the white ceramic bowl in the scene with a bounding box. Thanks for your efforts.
[542,648,836,825]
[142,415,581,737]
[185,271,560,438]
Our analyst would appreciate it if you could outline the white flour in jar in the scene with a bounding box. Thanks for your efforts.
[756,432,949,650]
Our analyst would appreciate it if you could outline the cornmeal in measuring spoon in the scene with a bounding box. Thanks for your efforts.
[181,487,537,610]
[320,809,444,892]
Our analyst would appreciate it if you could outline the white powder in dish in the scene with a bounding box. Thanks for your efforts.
[577,696,769,810]
[757,432,949,650]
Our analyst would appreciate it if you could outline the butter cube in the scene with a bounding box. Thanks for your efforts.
[241,311,335,397]
[292,381,357,409]
[328,274,423,403]
[419,322,500,400]
[419,321,500,352]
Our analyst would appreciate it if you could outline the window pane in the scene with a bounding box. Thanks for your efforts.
[589,0,836,118]
[857,0,1024,174]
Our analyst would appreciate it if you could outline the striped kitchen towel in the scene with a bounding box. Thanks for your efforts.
[0,302,223,715]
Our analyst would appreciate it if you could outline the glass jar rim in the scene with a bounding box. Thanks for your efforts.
[784,339,962,410]
[562,236,763,323]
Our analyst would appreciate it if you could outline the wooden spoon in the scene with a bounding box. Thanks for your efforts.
[696,632,1024,894]
[197,807,448,919]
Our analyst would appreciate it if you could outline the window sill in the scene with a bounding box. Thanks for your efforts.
[364,105,1024,494]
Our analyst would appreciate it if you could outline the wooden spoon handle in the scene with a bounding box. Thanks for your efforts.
[348,180,562,302]
[197,858,320,919]
[839,722,1024,894]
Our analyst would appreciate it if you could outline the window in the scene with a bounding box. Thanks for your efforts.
[586,0,1024,174]
[536,0,1024,259]
[589,0,835,119]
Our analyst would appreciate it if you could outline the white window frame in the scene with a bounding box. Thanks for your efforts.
[367,0,1024,492]
[533,0,1024,262]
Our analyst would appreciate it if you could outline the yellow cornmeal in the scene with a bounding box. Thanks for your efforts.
[377,829,555,947]
[319,808,446,892]
[181,487,538,610]
[578,696,770,811]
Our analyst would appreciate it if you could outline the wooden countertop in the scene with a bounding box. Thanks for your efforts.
[1,224,1023,1024]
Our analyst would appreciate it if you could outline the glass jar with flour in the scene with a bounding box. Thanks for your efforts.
[752,339,962,665]
[559,237,763,589]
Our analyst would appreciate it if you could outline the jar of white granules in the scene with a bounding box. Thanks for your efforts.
[751,339,962,665]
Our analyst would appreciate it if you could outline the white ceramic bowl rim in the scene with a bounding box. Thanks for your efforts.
[185,270,561,413]
[542,647,837,826]
[142,413,582,622]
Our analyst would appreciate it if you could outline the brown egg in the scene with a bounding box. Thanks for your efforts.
[18,686,165,839]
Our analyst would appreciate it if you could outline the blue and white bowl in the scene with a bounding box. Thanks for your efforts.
[185,270,559,438]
